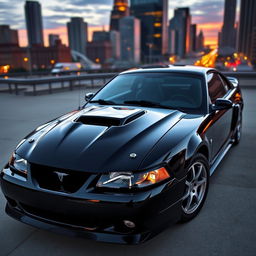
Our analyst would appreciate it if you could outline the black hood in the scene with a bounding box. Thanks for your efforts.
[17,106,185,173]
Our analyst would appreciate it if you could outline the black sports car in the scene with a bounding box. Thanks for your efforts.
[0,66,243,244]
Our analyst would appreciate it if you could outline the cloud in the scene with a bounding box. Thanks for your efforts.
[169,0,224,24]
[63,0,112,6]
[0,0,24,29]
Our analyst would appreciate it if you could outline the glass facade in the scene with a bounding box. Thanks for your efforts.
[130,0,168,62]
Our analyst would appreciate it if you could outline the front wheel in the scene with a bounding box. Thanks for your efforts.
[180,153,209,222]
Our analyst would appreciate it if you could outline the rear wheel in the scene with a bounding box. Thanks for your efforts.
[233,117,242,145]
[180,154,209,222]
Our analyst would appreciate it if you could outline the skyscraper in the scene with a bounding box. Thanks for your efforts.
[197,30,205,51]
[120,16,141,63]
[169,8,191,58]
[24,0,44,47]
[130,0,168,62]
[238,0,256,63]
[110,30,121,60]
[190,24,197,52]
[220,0,237,49]
[110,0,129,31]
[67,17,88,56]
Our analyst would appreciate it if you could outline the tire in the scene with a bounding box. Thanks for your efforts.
[180,153,209,222]
[233,116,242,146]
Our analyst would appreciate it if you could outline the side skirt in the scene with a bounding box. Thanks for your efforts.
[209,140,234,176]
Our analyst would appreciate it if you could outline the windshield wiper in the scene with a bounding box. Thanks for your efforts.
[89,99,117,105]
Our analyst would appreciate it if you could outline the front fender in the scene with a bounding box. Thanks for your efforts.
[139,115,207,180]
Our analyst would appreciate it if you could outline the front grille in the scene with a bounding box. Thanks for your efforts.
[31,163,90,193]
[20,203,100,229]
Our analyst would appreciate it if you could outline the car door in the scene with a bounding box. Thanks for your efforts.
[206,71,233,160]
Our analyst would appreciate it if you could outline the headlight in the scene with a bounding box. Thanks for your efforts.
[9,152,28,176]
[96,167,170,189]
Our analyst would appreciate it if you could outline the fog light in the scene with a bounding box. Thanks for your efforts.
[123,220,136,229]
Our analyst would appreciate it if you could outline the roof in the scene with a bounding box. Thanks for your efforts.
[121,65,214,75]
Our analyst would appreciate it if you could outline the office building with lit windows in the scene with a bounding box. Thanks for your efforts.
[130,0,168,62]
[120,16,141,63]
[110,0,129,31]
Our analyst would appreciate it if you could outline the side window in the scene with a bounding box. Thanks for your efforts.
[207,73,228,103]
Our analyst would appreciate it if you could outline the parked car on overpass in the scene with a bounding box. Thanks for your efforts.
[0,65,243,244]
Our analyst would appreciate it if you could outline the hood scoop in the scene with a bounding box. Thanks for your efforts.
[76,107,145,127]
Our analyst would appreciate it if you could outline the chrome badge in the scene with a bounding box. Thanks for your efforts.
[129,153,137,159]
[54,171,69,182]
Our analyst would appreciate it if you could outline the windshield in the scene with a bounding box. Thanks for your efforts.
[91,72,206,113]
[54,63,63,68]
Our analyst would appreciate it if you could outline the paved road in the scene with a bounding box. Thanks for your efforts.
[0,88,255,256]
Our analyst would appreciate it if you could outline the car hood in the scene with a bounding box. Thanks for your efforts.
[17,106,185,173]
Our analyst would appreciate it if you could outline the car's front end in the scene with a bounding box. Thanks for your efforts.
[0,67,213,244]
[1,152,186,244]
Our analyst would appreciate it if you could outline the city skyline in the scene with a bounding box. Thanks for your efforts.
[0,0,238,47]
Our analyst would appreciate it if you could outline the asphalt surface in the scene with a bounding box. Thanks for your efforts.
[0,88,255,256]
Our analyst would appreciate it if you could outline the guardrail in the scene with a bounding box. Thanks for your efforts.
[0,73,117,95]
[0,68,126,78]
[0,71,255,96]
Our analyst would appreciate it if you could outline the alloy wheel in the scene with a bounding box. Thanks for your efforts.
[182,162,207,215]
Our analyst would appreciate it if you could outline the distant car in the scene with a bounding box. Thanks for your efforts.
[0,66,243,244]
[51,62,81,75]
[235,63,254,72]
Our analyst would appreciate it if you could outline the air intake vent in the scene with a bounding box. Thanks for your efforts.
[76,107,145,127]
[76,116,122,127]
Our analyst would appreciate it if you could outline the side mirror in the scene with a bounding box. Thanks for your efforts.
[211,98,233,111]
[227,76,239,87]
[85,92,95,102]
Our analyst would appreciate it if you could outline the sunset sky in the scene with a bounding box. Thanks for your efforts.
[0,0,240,48]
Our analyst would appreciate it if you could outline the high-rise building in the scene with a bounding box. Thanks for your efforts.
[120,16,141,63]
[87,41,112,65]
[0,25,19,46]
[220,0,237,49]
[110,30,121,60]
[238,0,256,63]
[67,17,87,56]
[92,31,110,42]
[168,27,176,55]
[24,0,44,47]
[197,30,205,51]
[190,24,197,52]
[130,0,168,62]
[110,0,129,31]
[48,34,60,47]
[252,27,256,64]
[169,8,191,58]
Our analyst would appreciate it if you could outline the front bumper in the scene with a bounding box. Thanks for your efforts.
[0,168,185,244]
